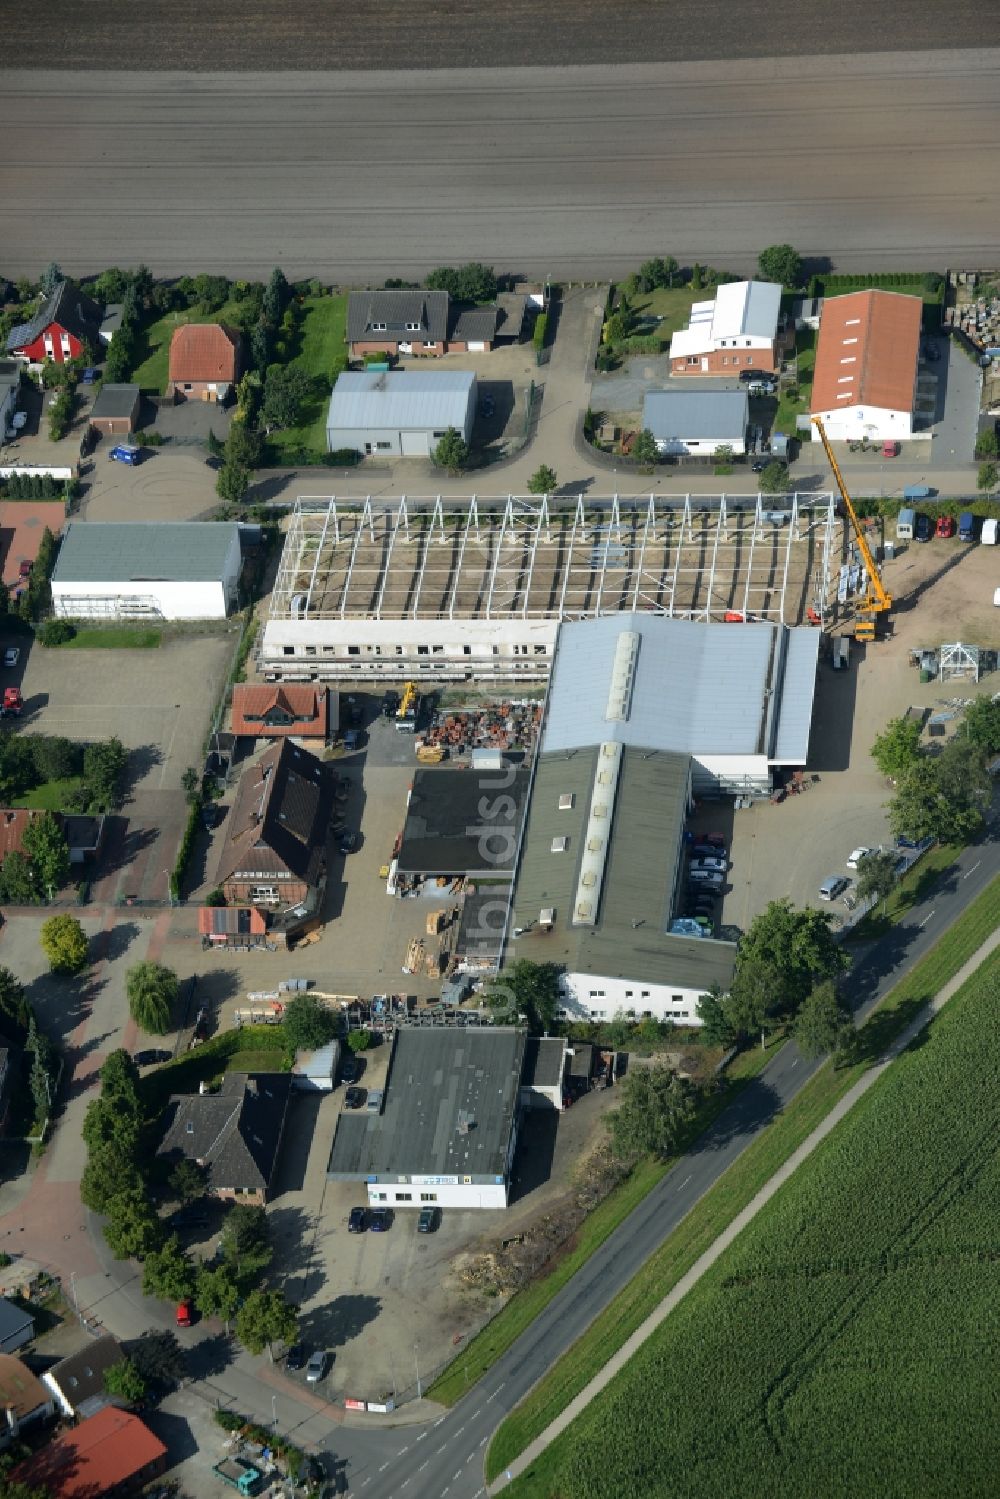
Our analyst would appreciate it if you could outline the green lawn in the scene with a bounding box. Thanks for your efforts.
[427,1035,779,1407]
[138,1027,287,1117]
[504,916,1000,1499]
[11,777,85,811]
[57,627,162,650]
[489,874,1000,1484]
[631,286,701,339]
[129,298,250,393]
[266,294,348,460]
[225,1049,292,1074]
[774,327,816,435]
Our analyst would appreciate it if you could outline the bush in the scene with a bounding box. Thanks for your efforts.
[172,801,201,900]
[37,618,76,646]
[533,314,549,352]
[346,1029,372,1053]
[327,447,361,466]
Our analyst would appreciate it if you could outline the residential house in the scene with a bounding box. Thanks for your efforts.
[326,369,477,458]
[41,1334,124,1419]
[0,810,103,869]
[0,1355,54,1448]
[12,1407,167,1498]
[0,1299,34,1355]
[157,1071,293,1204]
[89,383,140,437]
[166,323,242,402]
[669,280,782,377]
[5,280,102,366]
[0,809,47,863]
[346,288,501,359]
[214,738,336,913]
[230,682,331,742]
[642,389,749,457]
[810,289,923,442]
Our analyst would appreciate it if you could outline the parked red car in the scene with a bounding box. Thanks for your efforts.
[175,1301,192,1327]
[936,514,956,539]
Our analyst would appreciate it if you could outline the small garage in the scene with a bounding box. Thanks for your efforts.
[89,383,140,438]
[326,369,477,458]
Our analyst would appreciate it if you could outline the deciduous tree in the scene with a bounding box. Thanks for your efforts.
[22,810,70,896]
[169,1158,207,1206]
[857,849,899,912]
[83,737,128,810]
[962,695,1000,754]
[632,428,658,471]
[126,961,178,1035]
[103,1357,147,1405]
[235,1288,299,1360]
[696,987,736,1048]
[103,1188,162,1261]
[731,899,847,1032]
[528,465,557,495]
[871,715,923,782]
[283,994,339,1054]
[220,1203,272,1283]
[794,980,853,1059]
[607,1066,698,1160]
[142,1234,197,1303]
[888,739,989,845]
[484,960,562,1033]
[432,427,469,475]
[757,244,803,287]
[262,365,312,433]
[977,462,998,493]
[40,913,89,974]
[131,1329,186,1391]
[195,1262,241,1330]
[759,460,789,494]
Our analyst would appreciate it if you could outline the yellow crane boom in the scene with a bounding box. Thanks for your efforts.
[812,416,892,638]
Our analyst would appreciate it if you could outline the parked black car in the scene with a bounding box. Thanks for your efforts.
[344,1086,366,1109]
[348,1207,367,1234]
[382,690,400,718]
[286,1344,306,1371]
[339,830,358,855]
[914,512,933,543]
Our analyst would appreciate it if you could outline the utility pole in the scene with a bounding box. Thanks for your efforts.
[413,1342,422,1402]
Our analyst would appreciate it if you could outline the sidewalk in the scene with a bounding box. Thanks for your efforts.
[489,923,1000,1492]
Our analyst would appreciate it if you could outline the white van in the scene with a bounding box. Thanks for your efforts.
[896,507,916,541]
[982,518,998,545]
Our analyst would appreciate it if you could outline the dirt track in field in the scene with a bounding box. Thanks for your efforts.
[3,0,990,72]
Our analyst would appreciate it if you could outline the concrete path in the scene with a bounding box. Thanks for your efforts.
[489,923,1000,1492]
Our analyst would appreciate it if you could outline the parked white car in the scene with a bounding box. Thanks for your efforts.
[846,846,876,870]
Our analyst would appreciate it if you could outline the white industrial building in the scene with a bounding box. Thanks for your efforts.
[51,522,242,621]
[506,613,820,1025]
[669,279,782,376]
[326,1027,526,1210]
[809,289,923,443]
[260,494,839,682]
[643,389,749,457]
[326,369,477,457]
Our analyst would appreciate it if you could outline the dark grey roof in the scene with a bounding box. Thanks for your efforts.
[327,1027,526,1185]
[397,767,529,876]
[6,280,102,353]
[90,383,139,420]
[61,815,104,853]
[44,1335,123,1412]
[216,738,336,888]
[449,304,499,343]
[495,293,527,338]
[643,389,749,443]
[157,1072,292,1193]
[456,888,509,963]
[51,522,240,585]
[565,1043,593,1078]
[522,1036,565,1088]
[347,289,450,344]
[0,1298,33,1342]
[511,747,737,993]
[100,304,124,335]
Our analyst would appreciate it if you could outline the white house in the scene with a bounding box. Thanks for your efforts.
[669,280,782,376]
[326,369,477,458]
[643,389,749,457]
[810,289,923,443]
[51,522,242,621]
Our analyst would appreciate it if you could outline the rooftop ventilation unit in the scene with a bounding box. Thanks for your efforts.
[550,836,569,853]
[558,793,575,811]
[604,630,640,722]
[539,907,555,929]
[572,740,622,927]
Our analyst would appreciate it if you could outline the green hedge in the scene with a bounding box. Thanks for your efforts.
[533,313,549,352]
[171,801,201,900]
[138,1026,287,1115]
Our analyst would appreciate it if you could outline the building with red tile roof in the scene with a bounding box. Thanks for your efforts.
[11,1407,167,1497]
[231,683,330,741]
[810,289,922,442]
[166,323,241,401]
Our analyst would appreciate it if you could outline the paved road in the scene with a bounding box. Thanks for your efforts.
[4,0,990,73]
[2,49,999,279]
[337,808,1000,1498]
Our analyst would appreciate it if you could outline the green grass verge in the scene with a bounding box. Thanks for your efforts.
[504,913,1000,1498]
[426,1036,779,1407]
[846,841,958,940]
[11,776,85,811]
[487,873,1000,1482]
[225,1049,292,1074]
[775,327,815,435]
[632,286,701,338]
[266,294,348,460]
[138,1027,287,1117]
[56,627,162,650]
[129,299,249,392]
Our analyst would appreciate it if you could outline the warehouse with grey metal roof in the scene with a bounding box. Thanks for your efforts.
[51,522,242,620]
[325,369,477,457]
[642,388,750,456]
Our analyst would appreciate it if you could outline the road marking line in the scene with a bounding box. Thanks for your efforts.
[454,1425,465,1437]
[454,1471,463,1481]
[379,1463,390,1473]
[790,1057,799,1068]
[416,1431,428,1442]
[919,910,935,927]
[963,861,981,879]
[400,1481,410,1490]
[434,1416,446,1426]
[418,1461,429,1473]
[484,1381,506,1403]
[677,1174,692,1190]
[399,1446,409,1455]
[480,1436,488,1447]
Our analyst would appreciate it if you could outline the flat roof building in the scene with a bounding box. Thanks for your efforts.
[327,1027,527,1209]
[669,280,782,376]
[51,521,242,621]
[397,767,531,879]
[326,369,477,458]
[643,389,749,457]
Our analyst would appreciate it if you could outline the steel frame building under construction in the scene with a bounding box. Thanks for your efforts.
[260,493,841,682]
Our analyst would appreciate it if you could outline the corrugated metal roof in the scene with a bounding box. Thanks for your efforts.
[713,279,782,340]
[52,522,239,584]
[327,370,475,432]
[772,628,820,762]
[643,389,748,442]
[511,748,736,991]
[542,614,778,757]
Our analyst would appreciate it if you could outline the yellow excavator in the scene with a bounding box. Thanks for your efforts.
[812,416,892,643]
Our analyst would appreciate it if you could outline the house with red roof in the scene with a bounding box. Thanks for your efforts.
[166,323,242,401]
[231,682,330,741]
[810,289,923,443]
[11,1407,167,1497]
[5,280,102,367]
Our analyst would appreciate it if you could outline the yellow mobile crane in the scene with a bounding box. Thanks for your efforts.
[812,416,892,643]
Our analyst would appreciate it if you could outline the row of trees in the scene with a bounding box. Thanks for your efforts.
[872,704,993,845]
[80,1048,299,1358]
[0,730,127,811]
[0,968,60,1134]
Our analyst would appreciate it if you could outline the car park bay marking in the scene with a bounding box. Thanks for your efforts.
[963,861,981,879]
[919,911,935,928]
